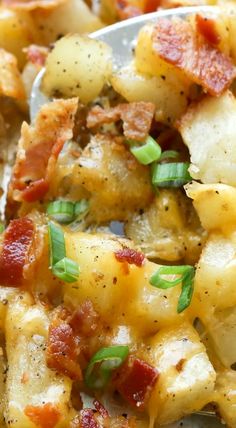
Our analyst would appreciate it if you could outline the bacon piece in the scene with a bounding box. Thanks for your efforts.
[46,320,82,380]
[114,248,145,267]
[2,0,66,10]
[0,218,34,286]
[24,403,61,428]
[196,14,221,46]
[87,102,155,142]
[116,357,159,409]
[9,98,78,203]
[25,45,49,66]
[79,409,99,428]
[68,300,99,337]
[93,400,109,418]
[152,17,236,96]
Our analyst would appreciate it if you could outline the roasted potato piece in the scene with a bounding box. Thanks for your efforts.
[148,323,216,425]
[43,34,112,103]
[215,370,236,428]
[179,91,236,186]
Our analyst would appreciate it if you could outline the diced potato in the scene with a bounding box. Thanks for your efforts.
[72,134,154,223]
[186,181,236,233]
[215,370,236,428]
[205,306,236,368]
[148,323,216,425]
[0,8,37,69]
[0,287,18,330]
[63,231,190,335]
[179,91,236,186]
[43,34,112,104]
[194,232,236,313]
[111,63,189,124]
[32,0,103,45]
[125,189,206,264]
[5,293,73,428]
[0,351,6,426]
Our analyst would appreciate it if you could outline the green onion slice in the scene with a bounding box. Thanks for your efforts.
[150,265,195,313]
[152,162,192,187]
[129,136,162,165]
[70,199,89,231]
[160,150,179,161]
[0,224,4,233]
[48,221,66,266]
[85,345,129,389]
[47,200,75,224]
[52,257,80,283]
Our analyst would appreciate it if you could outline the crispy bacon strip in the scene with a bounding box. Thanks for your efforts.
[116,357,159,409]
[46,320,82,380]
[196,15,221,46]
[114,248,145,267]
[152,17,236,96]
[0,218,34,287]
[9,98,78,203]
[79,409,100,428]
[144,0,161,13]
[87,102,155,142]
[3,0,66,10]
[24,404,61,428]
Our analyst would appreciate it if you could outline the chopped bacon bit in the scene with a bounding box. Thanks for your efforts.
[22,178,49,202]
[25,45,48,66]
[87,102,155,142]
[24,403,61,428]
[0,218,34,287]
[9,98,78,203]
[115,248,145,267]
[68,300,99,337]
[175,358,186,372]
[116,357,159,409]
[196,15,221,46]
[46,321,82,380]
[93,400,109,418]
[80,409,99,428]
[152,17,236,96]
[144,0,161,13]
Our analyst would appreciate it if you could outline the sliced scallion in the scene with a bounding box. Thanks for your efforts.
[150,265,195,313]
[52,257,80,283]
[129,136,162,165]
[85,345,129,389]
[70,199,89,231]
[152,162,192,187]
[0,224,4,233]
[47,201,75,224]
[159,150,179,161]
[48,221,66,266]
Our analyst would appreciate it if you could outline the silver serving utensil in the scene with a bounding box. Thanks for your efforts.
[30,6,223,426]
[30,5,219,119]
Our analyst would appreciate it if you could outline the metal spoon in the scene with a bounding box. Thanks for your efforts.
[30,5,219,119]
[30,6,223,426]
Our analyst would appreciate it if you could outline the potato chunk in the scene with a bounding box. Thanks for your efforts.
[179,91,236,186]
[43,34,112,104]
[186,181,236,233]
[148,323,216,425]
[215,370,236,428]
